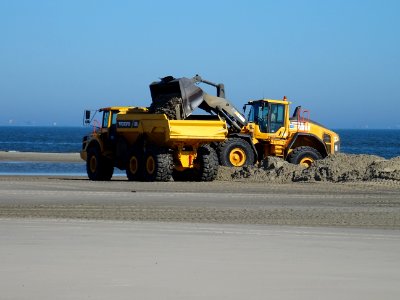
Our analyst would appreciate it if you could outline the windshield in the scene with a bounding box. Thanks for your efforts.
[247,102,268,132]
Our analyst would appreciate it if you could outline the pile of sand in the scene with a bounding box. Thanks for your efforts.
[148,95,182,120]
[217,153,400,183]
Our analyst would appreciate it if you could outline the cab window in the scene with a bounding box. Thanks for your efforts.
[269,104,285,133]
[111,111,118,125]
[247,102,269,133]
[102,111,110,128]
[258,105,269,133]
[246,103,259,123]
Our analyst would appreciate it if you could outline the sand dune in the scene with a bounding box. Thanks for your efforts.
[0,151,81,162]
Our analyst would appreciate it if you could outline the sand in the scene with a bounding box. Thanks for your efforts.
[1,151,400,228]
[0,175,399,228]
[2,152,399,300]
[218,154,400,184]
[2,151,400,184]
[148,95,183,119]
[0,151,81,162]
[2,219,399,300]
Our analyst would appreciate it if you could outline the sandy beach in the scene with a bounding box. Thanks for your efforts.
[1,219,399,300]
[1,152,400,299]
[0,151,399,227]
[0,151,81,162]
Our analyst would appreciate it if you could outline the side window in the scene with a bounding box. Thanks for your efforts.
[269,104,285,133]
[247,106,255,122]
[247,103,259,123]
[111,111,118,125]
[259,105,269,133]
[102,111,110,128]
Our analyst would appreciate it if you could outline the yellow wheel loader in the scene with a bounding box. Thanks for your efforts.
[236,97,340,167]
[150,75,340,168]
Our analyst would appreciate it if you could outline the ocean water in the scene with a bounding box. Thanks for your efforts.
[0,126,90,175]
[337,129,400,158]
[0,126,88,153]
[0,126,399,175]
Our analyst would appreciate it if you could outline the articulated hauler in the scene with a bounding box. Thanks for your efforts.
[80,106,227,182]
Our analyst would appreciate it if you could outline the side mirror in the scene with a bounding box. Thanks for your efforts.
[84,110,91,124]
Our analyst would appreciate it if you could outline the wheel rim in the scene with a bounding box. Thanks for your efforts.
[229,148,246,166]
[146,156,155,174]
[89,156,97,173]
[299,157,314,167]
[129,156,138,174]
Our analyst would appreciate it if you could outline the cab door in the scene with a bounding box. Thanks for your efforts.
[268,103,286,135]
[100,110,119,146]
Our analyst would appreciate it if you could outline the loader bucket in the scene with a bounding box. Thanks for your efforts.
[149,76,204,119]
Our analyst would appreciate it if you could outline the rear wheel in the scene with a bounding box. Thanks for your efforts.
[218,138,255,167]
[193,144,219,181]
[126,148,143,181]
[86,147,114,181]
[287,146,322,167]
[143,147,173,182]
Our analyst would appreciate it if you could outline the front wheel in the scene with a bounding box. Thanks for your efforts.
[287,146,322,167]
[86,147,114,181]
[218,138,255,167]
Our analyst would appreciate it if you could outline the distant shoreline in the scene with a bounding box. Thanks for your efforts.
[0,151,81,163]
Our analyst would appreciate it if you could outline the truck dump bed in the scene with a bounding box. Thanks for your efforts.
[116,110,228,147]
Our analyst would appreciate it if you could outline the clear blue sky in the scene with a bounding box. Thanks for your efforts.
[0,0,399,128]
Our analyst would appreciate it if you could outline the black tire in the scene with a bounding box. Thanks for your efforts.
[287,146,322,167]
[143,147,173,182]
[218,138,255,167]
[126,148,143,181]
[193,144,219,181]
[86,147,114,181]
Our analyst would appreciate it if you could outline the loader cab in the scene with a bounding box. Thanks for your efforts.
[245,99,289,135]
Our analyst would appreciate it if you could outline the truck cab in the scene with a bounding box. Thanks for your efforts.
[81,107,132,159]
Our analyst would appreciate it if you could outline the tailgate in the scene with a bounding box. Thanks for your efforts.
[168,119,228,142]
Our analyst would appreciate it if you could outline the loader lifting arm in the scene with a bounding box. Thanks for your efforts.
[191,74,225,98]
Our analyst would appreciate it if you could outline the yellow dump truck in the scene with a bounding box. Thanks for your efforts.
[80,106,227,181]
